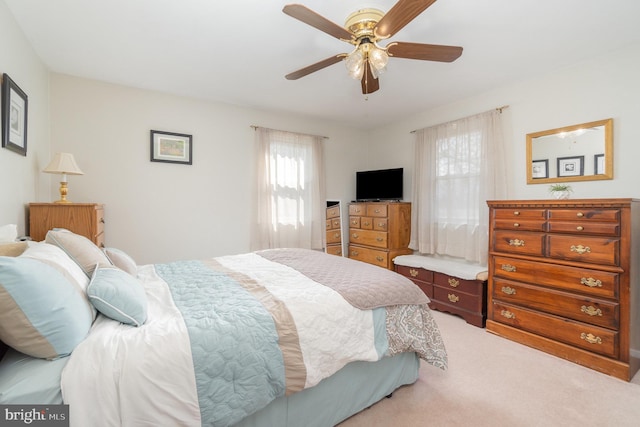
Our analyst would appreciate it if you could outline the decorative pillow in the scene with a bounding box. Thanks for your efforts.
[0,242,28,257]
[103,247,138,276]
[0,224,18,243]
[45,229,112,277]
[20,242,96,321]
[0,257,93,359]
[87,266,148,327]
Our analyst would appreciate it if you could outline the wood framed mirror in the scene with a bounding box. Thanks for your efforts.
[526,118,613,184]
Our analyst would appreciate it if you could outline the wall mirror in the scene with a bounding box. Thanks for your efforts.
[526,118,613,184]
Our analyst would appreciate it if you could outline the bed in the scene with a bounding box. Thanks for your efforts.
[0,229,447,426]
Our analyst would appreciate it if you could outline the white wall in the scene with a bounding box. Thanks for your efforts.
[0,0,50,235]
[49,74,367,263]
[367,43,640,201]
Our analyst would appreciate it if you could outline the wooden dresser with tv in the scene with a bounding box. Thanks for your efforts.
[486,198,640,380]
[347,201,412,270]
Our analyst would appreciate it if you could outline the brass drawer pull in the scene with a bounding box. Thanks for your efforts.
[333,233,340,238]
[376,256,384,262]
[513,211,520,216]
[350,250,359,256]
[581,277,602,288]
[351,233,359,239]
[448,278,460,288]
[409,268,419,277]
[374,209,381,214]
[448,294,459,303]
[501,286,517,295]
[363,221,370,226]
[500,310,515,319]
[581,305,603,317]
[376,237,384,242]
[576,226,584,231]
[570,245,591,255]
[513,223,520,227]
[501,264,517,272]
[577,212,584,218]
[378,222,385,228]
[580,332,602,345]
[509,239,525,247]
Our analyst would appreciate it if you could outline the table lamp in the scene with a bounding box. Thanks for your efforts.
[43,153,84,203]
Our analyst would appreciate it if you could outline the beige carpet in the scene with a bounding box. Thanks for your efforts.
[338,310,640,427]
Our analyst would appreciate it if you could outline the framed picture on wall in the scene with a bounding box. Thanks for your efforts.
[557,155,584,177]
[150,130,192,165]
[594,154,605,175]
[1,73,28,156]
[531,159,549,179]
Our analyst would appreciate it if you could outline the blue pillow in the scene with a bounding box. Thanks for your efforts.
[87,266,148,327]
[0,257,93,359]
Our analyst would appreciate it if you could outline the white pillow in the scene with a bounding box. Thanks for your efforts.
[0,224,18,243]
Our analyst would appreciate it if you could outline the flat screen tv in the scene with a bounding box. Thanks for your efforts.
[356,168,403,201]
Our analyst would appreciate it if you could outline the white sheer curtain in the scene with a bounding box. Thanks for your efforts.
[409,109,507,265]
[250,127,325,251]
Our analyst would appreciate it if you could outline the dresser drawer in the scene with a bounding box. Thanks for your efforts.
[548,209,620,222]
[395,265,434,283]
[493,279,619,329]
[494,208,546,220]
[492,230,545,256]
[326,230,342,244]
[349,229,388,248]
[372,217,387,231]
[359,217,374,229]
[433,286,483,313]
[547,221,620,236]
[548,234,619,266]
[366,204,388,217]
[349,204,366,216]
[348,245,388,268]
[492,302,618,358]
[494,219,546,232]
[326,206,340,219]
[434,272,484,296]
[349,217,361,228]
[326,244,342,256]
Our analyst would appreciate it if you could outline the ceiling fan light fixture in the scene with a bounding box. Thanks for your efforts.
[368,45,389,78]
[345,48,365,80]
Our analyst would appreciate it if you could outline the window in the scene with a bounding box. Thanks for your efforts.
[251,128,325,250]
[410,110,507,264]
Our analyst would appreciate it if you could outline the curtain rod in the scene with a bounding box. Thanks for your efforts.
[250,125,329,140]
[409,105,510,134]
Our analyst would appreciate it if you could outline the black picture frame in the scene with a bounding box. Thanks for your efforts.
[557,155,584,177]
[1,73,28,156]
[594,154,605,175]
[531,159,549,179]
[150,130,192,165]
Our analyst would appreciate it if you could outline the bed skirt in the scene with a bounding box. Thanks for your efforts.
[235,352,420,427]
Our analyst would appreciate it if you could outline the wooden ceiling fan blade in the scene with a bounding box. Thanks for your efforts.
[375,0,437,39]
[285,54,345,80]
[361,62,380,94]
[387,42,463,62]
[283,4,353,41]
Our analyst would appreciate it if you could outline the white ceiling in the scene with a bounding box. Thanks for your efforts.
[5,0,640,129]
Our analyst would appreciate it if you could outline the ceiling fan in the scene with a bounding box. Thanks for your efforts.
[283,0,463,95]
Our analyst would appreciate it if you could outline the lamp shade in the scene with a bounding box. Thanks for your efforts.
[43,153,84,175]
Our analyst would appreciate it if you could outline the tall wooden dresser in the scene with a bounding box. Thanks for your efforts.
[487,199,640,380]
[348,201,412,270]
[325,202,343,256]
[29,203,105,247]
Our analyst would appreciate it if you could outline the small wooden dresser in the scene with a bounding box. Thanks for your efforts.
[325,203,343,256]
[29,203,105,247]
[348,202,412,270]
[487,199,640,380]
